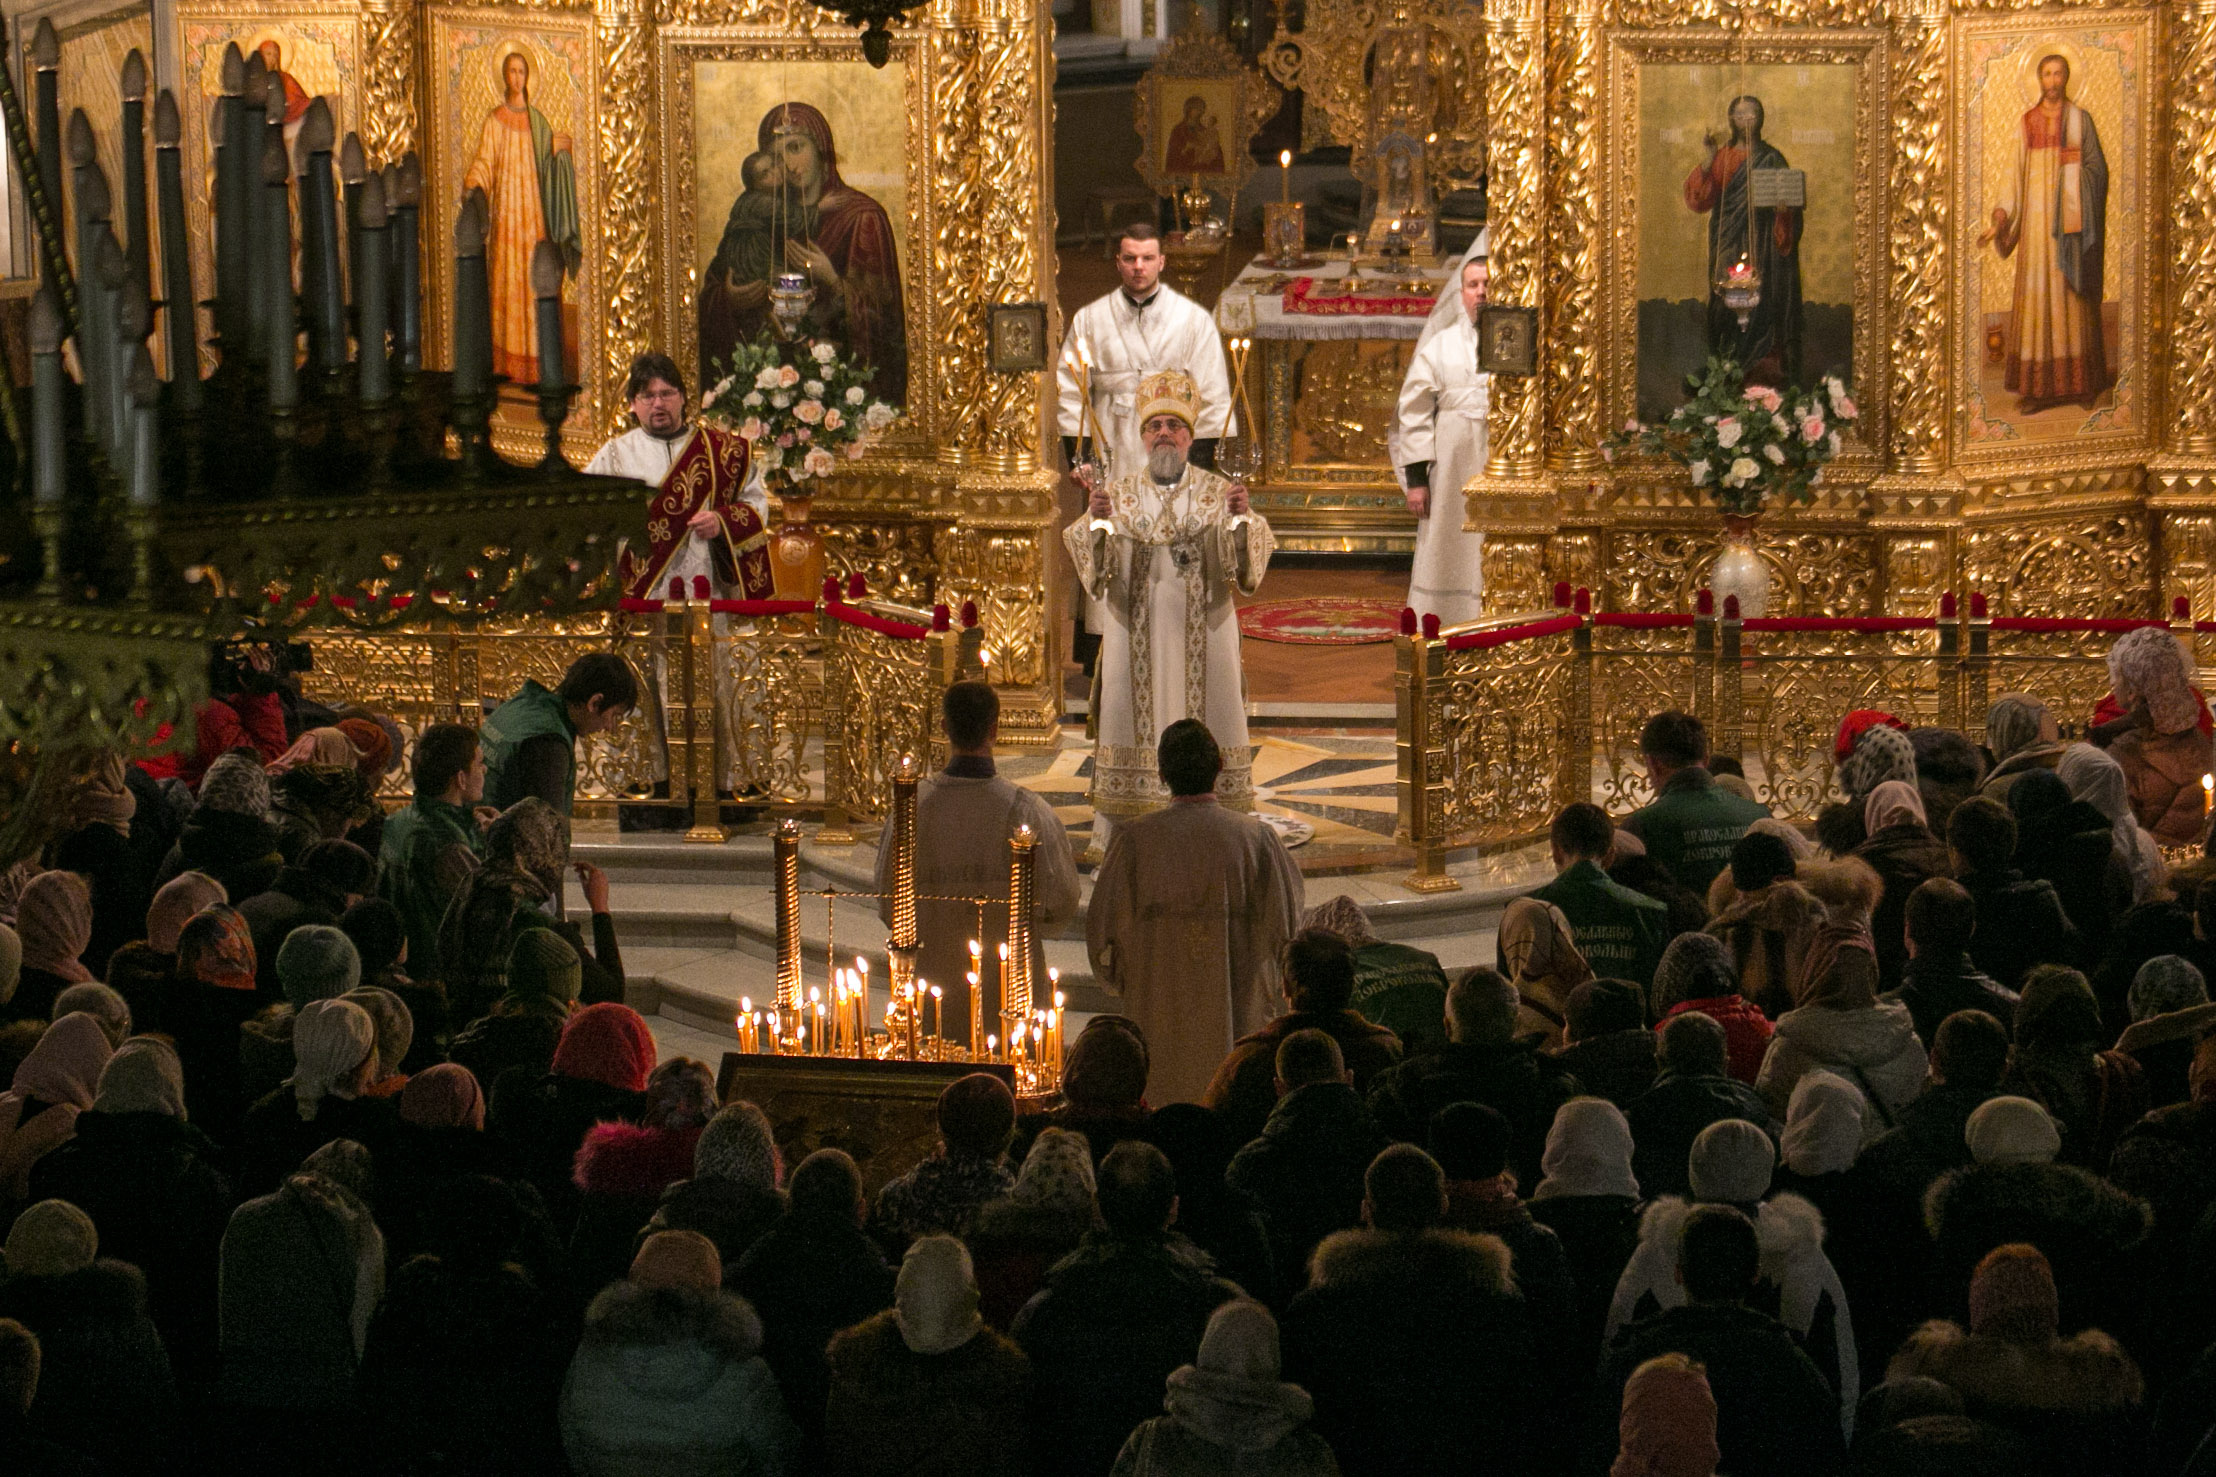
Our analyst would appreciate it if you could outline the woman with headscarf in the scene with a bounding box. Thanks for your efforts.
[2007,768,2135,957]
[438,798,624,1025]
[1527,1098,1643,1371]
[1303,895,1451,1051]
[156,750,285,901]
[1982,694,2068,803]
[1887,1244,2143,1476]
[1111,1298,1337,1477]
[1999,965,2149,1172]
[2057,742,2166,904]
[236,996,398,1198]
[1610,1353,1720,1477]
[101,871,228,1037]
[339,984,414,1099]
[1496,896,1594,1049]
[0,1012,113,1204]
[47,753,152,979]
[376,1064,522,1267]
[266,728,381,866]
[825,1235,1028,1477]
[1817,723,1920,855]
[1651,933,1774,1083]
[26,1037,230,1382]
[2114,954,2216,1107]
[968,1127,1099,1330]
[497,1002,658,1232]
[1852,780,1955,994]
[7,872,94,1025]
[1704,828,1830,1021]
[2089,625,2216,845]
[1754,862,1927,1138]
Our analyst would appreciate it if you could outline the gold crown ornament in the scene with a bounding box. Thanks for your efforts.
[1136,369,1200,430]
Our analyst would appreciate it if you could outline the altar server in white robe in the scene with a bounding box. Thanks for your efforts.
[1088,718,1305,1104]
[1064,369,1275,848]
[1393,232,1492,628]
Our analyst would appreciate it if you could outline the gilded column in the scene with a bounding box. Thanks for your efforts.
[1868,0,1960,614]
[934,0,1061,742]
[355,0,417,166]
[595,0,655,438]
[1470,0,1557,612]
[2145,0,2216,611]
[1544,0,1602,475]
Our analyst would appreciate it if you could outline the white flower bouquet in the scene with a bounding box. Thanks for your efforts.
[1605,355,1858,517]
[699,332,901,490]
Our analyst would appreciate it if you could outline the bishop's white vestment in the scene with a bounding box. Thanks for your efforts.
[1063,466,1274,833]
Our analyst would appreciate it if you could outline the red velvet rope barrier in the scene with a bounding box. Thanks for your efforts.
[824,600,932,640]
[1989,616,2171,634]
[1443,612,1581,652]
[1736,616,1938,633]
[1593,612,1696,629]
[708,599,819,617]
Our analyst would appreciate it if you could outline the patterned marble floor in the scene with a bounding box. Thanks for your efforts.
[997,728,1401,863]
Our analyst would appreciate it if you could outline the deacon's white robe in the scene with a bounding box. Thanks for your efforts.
[1056,286,1234,478]
[1064,467,1274,829]
[1088,796,1305,1105]
[1393,314,1490,628]
[873,767,1082,1046]
[585,424,770,788]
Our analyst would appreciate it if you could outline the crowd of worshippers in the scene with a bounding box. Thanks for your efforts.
[2,631,2216,1475]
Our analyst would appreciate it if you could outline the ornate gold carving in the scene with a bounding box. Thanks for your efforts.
[1291,340,1408,463]
[1886,2,1946,472]
[1262,0,1487,194]
[594,0,652,440]
[1544,0,1603,471]
[1605,527,1878,616]
[1961,509,2152,618]
[1734,628,1945,818]
[1481,534,1551,614]
[2168,1,2216,454]
[1131,31,1282,202]
[1477,0,1544,484]
[814,516,942,605]
[357,0,418,163]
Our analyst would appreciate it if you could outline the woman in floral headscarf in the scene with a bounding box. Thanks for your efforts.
[969,1127,1099,1329]
[437,797,624,1023]
[8,872,95,1024]
[2089,626,2216,844]
[168,905,261,1137]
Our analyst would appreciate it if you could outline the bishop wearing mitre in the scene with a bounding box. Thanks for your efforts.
[1065,369,1275,848]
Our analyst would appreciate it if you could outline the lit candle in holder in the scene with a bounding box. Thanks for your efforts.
[930,985,943,1048]
[2203,772,2211,817]
[1279,148,1291,203]
[740,996,755,1053]
[986,1034,998,1062]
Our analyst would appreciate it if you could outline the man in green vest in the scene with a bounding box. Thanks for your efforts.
[1529,801,1671,992]
[480,651,641,817]
[379,722,491,980]
[1620,709,1768,899]
[1301,895,1454,1053]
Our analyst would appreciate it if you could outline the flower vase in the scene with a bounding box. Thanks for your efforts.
[769,486,828,602]
[1710,512,1770,618]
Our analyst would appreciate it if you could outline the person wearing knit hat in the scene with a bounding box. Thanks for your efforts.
[444,929,581,1116]
[823,1233,1027,1475]
[1886,1242,2144,1464]
[288,997,376,1121]
[629,1228,725,1292]
[493,1003,656,1228]
[145,871,227,955]
[1064,1014,1150,1111]
[333,716,395,782]
[50,983,130,1048]
[276,923,362,1008]
[88,1038,188,1120]
[1112,1298,1334,1476]
[340,985,414,1095]
[197,751,275,819]
[967,1127,1099,1329]
[871,1074,1017,1250]
[1777,1069,1865,1180]
[398,1061,485,1131]
[1557,978,1660,1109]
[1611,1353,1721,1477]
[638,1098,791,1278]
[2,1199,97,1277]
[230,995,396,1199]
[1605,1114,1860,1433]
[507,928,584,1016]
[1963,1094,2062,1165]
[694,1100,784,1191]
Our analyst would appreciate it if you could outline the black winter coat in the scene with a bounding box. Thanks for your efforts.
[1225,1081,1390,1280]
[1923,1160,2153,1339]
[0,1261,179,1473]
[1883,952,2021,1049]
[1367,1040,1582,1190]
[1589,1301,1843,1477]
[1625,1069,1779,1201]
[732,1206,897,1459]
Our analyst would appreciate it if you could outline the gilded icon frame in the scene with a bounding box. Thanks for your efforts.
[1132,30,1280,202]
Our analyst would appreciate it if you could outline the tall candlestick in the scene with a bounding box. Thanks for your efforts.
[153,91,202,413]
[68,114,113,446]
[31,21,66,297]
[296,98,344,377]
[1006,824,1036,1023]
[118,50,150,298]
[451,190,490,400]
[774,819,802,1010]
[29,288,63,508]
[1279,148,1291,204]
[125,344,159,509]
[354,171,390,405]
[532,238,565,393]
[240,54,272,365]
[213,45,249,358]
[390,153,422,373]
[263,132,297,411]
[339,133,367,311]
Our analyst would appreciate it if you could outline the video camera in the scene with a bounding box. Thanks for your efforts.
[210,639,314,694]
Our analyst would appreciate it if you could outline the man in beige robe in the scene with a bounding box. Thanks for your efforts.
[876,682,1080,1046]
[1087,718,1305,1104]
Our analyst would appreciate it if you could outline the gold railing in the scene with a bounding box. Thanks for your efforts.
[297,592,980,841]
[1396,594,2203,890]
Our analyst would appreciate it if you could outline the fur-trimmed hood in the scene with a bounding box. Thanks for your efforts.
[1797,856,1885,925]
[1922,1161,2153,1252]
[2115,999,2216,1056]
[1888,1320,2143,1415]
[572,1120,706,1198]
[1770,996,1922,1068]
[1705,875,1826,933]
[1634,1191,1828,1276]
[1306,1226,1515,1298]
[579,1280,766,1368]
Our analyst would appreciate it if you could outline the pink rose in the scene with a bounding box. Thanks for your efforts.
[777,365,800,388]
[794,400,824,425]
[797,426,812,442]
[777,433,795,448]
[1835,396,1858,419]
[804,447,837,478]
[823,409,844,432]
[1749,386,1782,412]
[1799,415,1825,443]
[739,417,765,441]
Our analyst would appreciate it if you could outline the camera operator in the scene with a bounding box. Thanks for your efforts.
[171,644,295,791]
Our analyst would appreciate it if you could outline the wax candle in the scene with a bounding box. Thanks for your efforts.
[930,985,942,1046]
[262,134,297,411]
[153,90,202,413]
[532,237,565,392]
[118,50,149,299]
[1279,149,1291,204]
[354,170,390,405]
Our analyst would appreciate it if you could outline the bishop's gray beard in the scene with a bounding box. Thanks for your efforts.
[1148,444,1187,483]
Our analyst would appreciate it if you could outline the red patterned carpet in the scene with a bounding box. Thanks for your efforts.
[1236,596,1405,646]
